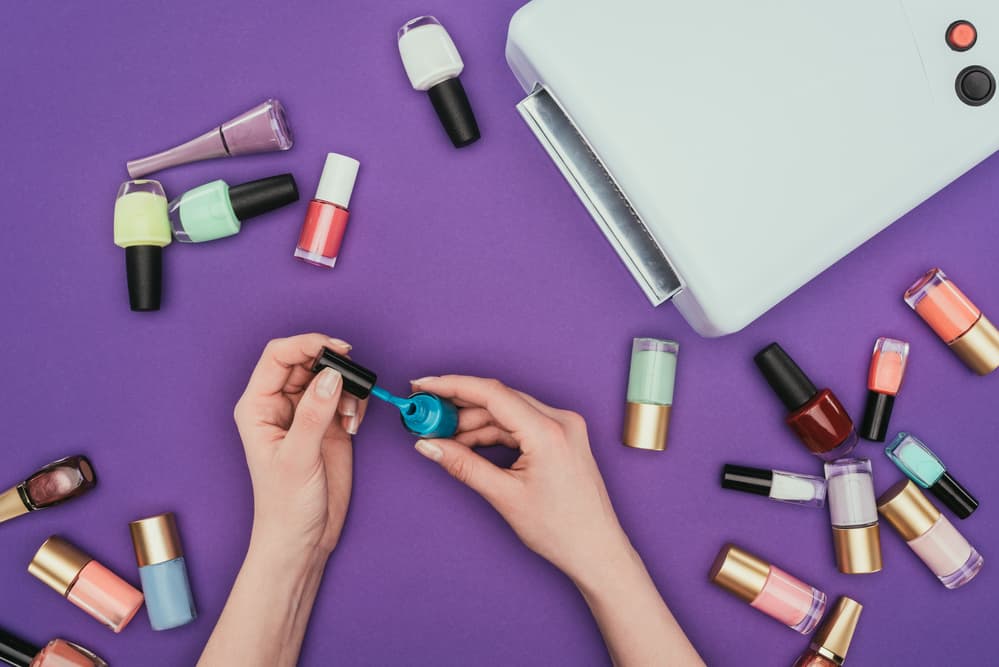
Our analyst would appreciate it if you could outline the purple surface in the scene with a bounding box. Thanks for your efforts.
[0,1,997,665]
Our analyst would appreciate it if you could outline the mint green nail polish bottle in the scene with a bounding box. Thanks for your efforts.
[168,174,298,243]
[623,337,678,451]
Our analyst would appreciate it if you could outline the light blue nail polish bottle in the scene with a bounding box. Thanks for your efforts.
[129,512,197,630]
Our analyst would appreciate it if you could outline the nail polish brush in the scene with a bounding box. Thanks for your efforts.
[312,347,458,438]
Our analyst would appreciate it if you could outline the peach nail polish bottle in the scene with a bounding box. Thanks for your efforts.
[29,536,144,633]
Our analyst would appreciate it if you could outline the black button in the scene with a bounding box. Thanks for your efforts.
[956,66,995,106]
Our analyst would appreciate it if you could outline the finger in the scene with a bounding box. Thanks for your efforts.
[457,407,495,433]
[414,438,518,509]
[341,396,369,436]
[410,376,550,439]
[245,334,351,399]
[511,390,564,421]
[283,368,343,468]
[455,426,519,450]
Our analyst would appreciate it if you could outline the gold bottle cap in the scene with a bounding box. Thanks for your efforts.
[708,544,769,603]
[812,596,863,664]
[129,512,183,567]
[0,485,30,524]
[622,403,671,451]
[950,313,999,375]
[877,479,941,541]
[832,525,882,574]
[28,536,93,595]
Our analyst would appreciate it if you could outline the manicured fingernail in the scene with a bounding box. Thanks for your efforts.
[411,376,439,386]
[346,413,361,435]
[340,395,359,417]
[328,337,352,351]
[316,368,342,399]
[415,439,443,461]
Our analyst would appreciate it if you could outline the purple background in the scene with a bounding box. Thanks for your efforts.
[1,1,997,665]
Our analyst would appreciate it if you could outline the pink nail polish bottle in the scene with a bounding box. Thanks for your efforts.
[710,543,827,634]
[294,152,360,269]
[29,536,144,633]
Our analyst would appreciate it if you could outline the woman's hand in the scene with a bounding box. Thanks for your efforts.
[409,375,704,666]
[408,375,628,586]
[233,333,367,558]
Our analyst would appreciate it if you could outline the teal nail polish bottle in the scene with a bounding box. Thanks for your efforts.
[168,174,298,242]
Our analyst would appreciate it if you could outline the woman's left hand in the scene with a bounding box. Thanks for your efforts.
[233,333,367,558]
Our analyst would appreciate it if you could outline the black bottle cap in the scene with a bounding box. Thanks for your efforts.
[721,464,773,497]
[125,245,162,312]
[753,343,818,412]
[930,472,979,519]
[0,626,40,667]
[311,347,377,399]
[859,392,895,442]
[427,78,480,148]
[229,174,299,221]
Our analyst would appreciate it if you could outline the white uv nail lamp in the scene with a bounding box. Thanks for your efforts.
[506,0,999,337]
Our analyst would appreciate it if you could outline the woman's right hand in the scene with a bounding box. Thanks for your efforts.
[409,375,632,585]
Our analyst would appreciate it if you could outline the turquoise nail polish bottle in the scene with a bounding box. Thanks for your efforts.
[168,174,298,243]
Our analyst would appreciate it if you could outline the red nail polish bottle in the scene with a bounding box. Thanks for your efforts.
[294,152,360,269]
[754,343,858,461]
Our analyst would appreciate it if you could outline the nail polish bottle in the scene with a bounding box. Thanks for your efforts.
[904,268,999,375]
[295,153,360,268]
[311,347,459,438]
[126,99,293,178]
[129,512,197,630]
[398,16,480,147]
[709,544,827,634]
[885,432,978,518]
[0,455,96,526]
[754,343,858,461]
[28,536,144,632]
[859,337,909,442]
[169,174,299,243]
[878,479,984,589]
[114,180,171,311]
[622,338,678,452]
[791,597,862,667]
[0,626,107,667]
[721,464,827,508]
[824,458,882,574]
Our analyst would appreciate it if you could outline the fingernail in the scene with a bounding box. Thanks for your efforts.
[328,337,352,351]
[411,376,439,386]
[414,439,443,462]
[346,413,361,435]
[340,395,359,417]
[316,368,342,399]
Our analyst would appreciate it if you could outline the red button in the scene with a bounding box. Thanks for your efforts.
[947,21,977,51]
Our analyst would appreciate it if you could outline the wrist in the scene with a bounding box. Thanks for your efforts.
[569,533,644,597]
[248,525,331,576]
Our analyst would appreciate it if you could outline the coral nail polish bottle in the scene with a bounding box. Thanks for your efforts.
[28,536,144,632]
[0,626,107,667]
[0,455,96,526]
[904,267,999,375]
[878,479,983,589]
[709,544,827,634]
[754,343,857,461]
[791,597,862,666]
[859,337,909,442]
[295,153,360,269]
[130,512,197,630]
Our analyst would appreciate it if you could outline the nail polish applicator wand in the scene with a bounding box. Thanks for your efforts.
[312,347,458,438]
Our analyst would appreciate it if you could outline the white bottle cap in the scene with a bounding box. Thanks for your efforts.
[314,153,360,208]
[398,16,464,90]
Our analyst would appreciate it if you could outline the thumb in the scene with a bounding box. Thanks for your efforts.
[415,439,516,509]
[285,368,343,467]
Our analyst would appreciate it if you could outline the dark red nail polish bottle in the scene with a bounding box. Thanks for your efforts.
[754,343,858,461]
